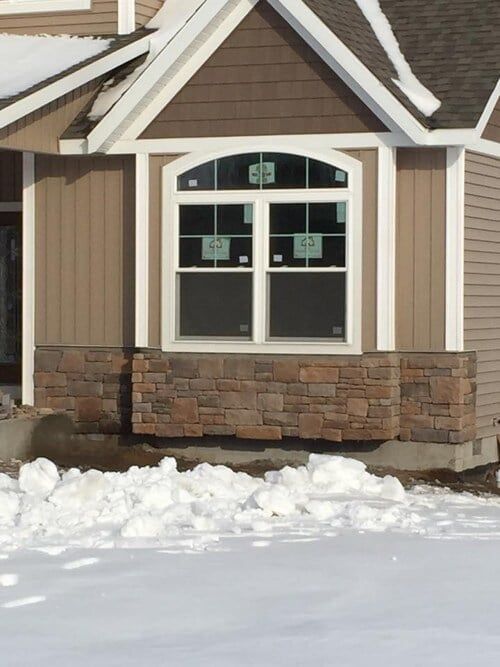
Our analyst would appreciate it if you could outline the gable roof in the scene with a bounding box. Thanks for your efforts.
[304,0,499,129]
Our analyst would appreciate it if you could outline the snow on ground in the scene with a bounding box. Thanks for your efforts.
[0,34,111,99]
[353,0,441,116]
[2,455,500,665]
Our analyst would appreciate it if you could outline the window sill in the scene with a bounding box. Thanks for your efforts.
[161,341,362,356]
[0,0,90,15]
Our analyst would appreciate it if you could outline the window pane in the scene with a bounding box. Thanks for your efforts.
[178,161,215,191]
[179,204,214,236]
[308,159,348,188]
[308,202,346,235]
[269,203,306,235]
[217,203,253,236]
[179,237,215,268]
[217,153,260,190]
[268,273,346,339]
[179,273,252,338]
[262,153,306,189]
[269,236,306,267]
[216,237,253,268]
[308,236,345,267]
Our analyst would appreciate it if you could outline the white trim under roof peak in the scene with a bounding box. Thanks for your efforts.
[475,79,500,140]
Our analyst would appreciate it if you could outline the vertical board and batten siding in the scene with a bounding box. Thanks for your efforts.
[464,151,500,438]
[0,0,119,34]
[0,151,22,202]
[140,2,387,139]
[147,150,378,351]
[482,98,500,143]
[0,80,102,154]
[395,148,446,351]
[35,155,135,347]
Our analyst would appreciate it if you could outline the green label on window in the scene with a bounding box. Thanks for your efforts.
[243,203,253,224]
[202,236,231,260]
[248,162,275,185]
[337,202,347,223]
[293,234,323,259]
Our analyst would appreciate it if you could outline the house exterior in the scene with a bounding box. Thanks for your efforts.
[0,0,498,469]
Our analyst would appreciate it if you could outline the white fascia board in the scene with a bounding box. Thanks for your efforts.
[0,0,90,14]
[58,138,88,154]
[22,152,35,406]
[118,0,136,35]
[0,34,151,132]
[445,146,465,352]
[475,79,500,139]
[465,138,500,160]
[86,0,236,153]
[376,146,396,351]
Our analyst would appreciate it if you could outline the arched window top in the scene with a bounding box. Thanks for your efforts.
[177,152,349,192]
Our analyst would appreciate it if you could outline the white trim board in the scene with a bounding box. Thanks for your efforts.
[475,79,500,139]
[0,0,89,14]
[22,152,35,406]
[0,34,151,132]
[135,154,150,348]
[445,146,465,352]
[376,146,396,351]
[465,139,500,160]
[118,0,136,34]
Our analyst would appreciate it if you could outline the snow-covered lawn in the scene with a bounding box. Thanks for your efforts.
[1,456,500,665]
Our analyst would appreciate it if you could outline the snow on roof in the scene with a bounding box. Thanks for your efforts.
[0,33,111,100]
[87,0,205,120]
[353,0,441,117]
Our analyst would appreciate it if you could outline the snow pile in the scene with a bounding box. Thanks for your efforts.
[88,0,205,120]
[0,34,111,99]
[353,0,441,116]
[0,455,423,550]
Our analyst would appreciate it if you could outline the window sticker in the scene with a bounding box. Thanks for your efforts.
[332,325,343,336]
[239,255,249,264]
[335,169,347,183]
[239,324,249,333]
[202,236,231,261]
[273,254,283,263]
[243,203,253,224]
[248,162,275,185]
[188,178,198,187]
[337,202,347,224]
[293,234,323,259]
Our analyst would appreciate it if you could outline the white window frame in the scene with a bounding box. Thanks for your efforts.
[0,0,90,15]
[162,146,363,355]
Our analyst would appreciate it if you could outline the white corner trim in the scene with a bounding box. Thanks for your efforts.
[0,0,89,14]
[0,34,150,132]
[118,0,135,34]
[22,152,35,406]
[475,79,500,139]
[465,138,500,160]
[135,154,150,348]
[376,146,396,351]
[445,147,465,352]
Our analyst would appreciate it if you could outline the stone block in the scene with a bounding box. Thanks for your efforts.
[321,428,342,442]
[190,378,215,391]
[198,357,224,378]
[236,425,282,440]
[220,391,257,409]
[133,402,152,413]
[68,380,103,397]
[35,349,63,372]
[35,372,67,388]
[400,414,434,428]
[47,396,75,410]
[308,384,337,397]
[299,367,339,383]
[86,351,112,362]
[198,395,221,408]
[273,360,299,383]
[298,413,323,438]
[76,397,102,422]
[224,358,255,380]
[216,379,240,391]
[347,398,369,418]
[143,373,167,383]
[184,424,203,437]
[134,383,155,393]
[156,423,184,437]
[133,359,149,372]
[263,412,298,426]
[203,425,236,436]
[225,409,262,425]
[257,393,284,411]
[430,377,470,404]
[171,398,199,424]
[148,359,170,373]
[411,427,449,443]
[171,357,198,378]
[339,368,367,379]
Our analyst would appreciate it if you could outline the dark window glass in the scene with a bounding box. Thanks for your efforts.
[269,203,306,235]
[217,204,253,236]
[269,236,306,267]
[308,202,346,235]
[216,153,260,190]
[177,161,215,191]
[179,273,252,338]
[262,153,306,189]
[179,204,214,237]
[308,159,348,188]
[179,237,214,268]
[308,236,345,267]
[268,273,345,339]
[216,237,253,268]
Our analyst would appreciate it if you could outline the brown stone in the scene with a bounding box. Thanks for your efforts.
[299,367,339,383]
[216,379,240,391]
[263,412,298,426]
[298,413,323,438]
[171,398,199,424]
[220,391,257,409]
[143,373,167,383]
[366,385,398,399]
[148,359,170,373]
[198,357,224,378]
[68,380,103,397]
[58,351,85,373]
[273,360,299,383]
[225,409,262,425]
[203,425,236,436]
[321,428,342,442]
[190,378,216,391]
[35,372,67,388]
[76,397,102,422]
[400,414,434,428]
[339,368,367,379]
[347,398,369,418]
[133,402,152,413]
[257,393,284,411]
[154,424,183,437]
[323,414,349,428]
[224,358,255,380]
[171,357,198,378]
[36,349,63,372]
[308,384,337,397]
[184,424,203,437]
[134,423,155,435]
[47,396,75,410]
[236,425,282,440]
[134,383,155,393]
[411,427,449,443]
[430,377,470,404]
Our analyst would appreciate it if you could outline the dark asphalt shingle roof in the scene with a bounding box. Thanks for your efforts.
[303,0,500,128]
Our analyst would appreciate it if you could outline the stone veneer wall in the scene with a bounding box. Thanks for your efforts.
[130,351,477,445]
[34,348,133,434]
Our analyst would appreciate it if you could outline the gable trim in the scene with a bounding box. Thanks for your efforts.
[476,79,500,140]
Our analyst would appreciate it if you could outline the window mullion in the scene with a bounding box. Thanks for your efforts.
[253,197,266,344]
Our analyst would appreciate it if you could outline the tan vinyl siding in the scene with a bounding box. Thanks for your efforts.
[464,151,500,438]
[0,150,22,201]
[35,155,135,347]
[140,2,386,140]
[135,0,162,27]
[482,98,500,143]
[147,149,377,351]
[0,0,118,35]
[395,148,446,351]
[0,80,102,154]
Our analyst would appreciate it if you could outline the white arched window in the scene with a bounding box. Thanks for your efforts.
[162,148,362,354]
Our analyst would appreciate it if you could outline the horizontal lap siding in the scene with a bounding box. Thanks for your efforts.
[464,151,500,438]
[482,99,500,143]
[0,151,22,202]
[135,0,162,27]
[35,155,135,347]
[0,0,118,34]
[140,2,386,139]
[395,148,446,351]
